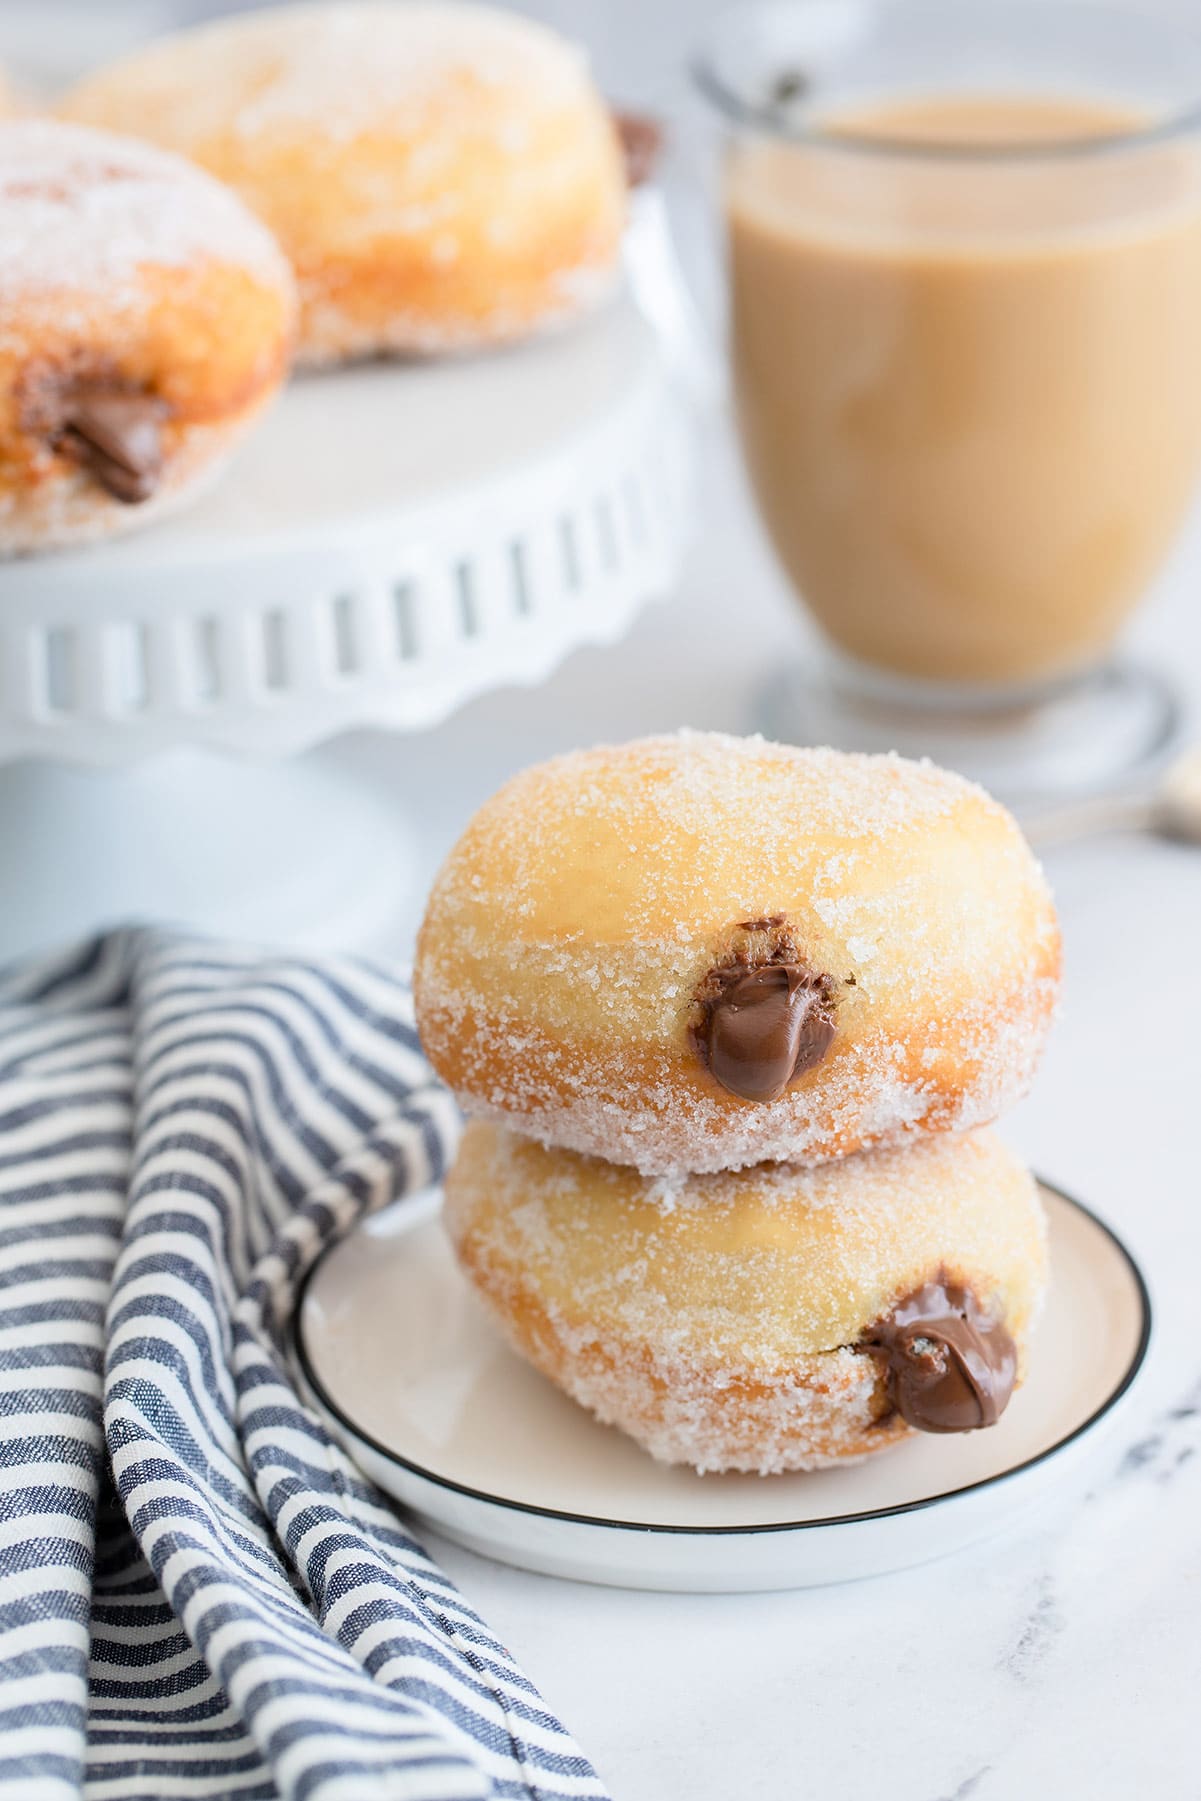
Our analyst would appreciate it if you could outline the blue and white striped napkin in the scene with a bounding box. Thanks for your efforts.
[0,930,607,1801]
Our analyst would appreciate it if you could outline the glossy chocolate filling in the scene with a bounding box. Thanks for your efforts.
[56,390,166,504]
[19,360,167,504]
[860,1276,1018,1434]
[690,915,838,1103]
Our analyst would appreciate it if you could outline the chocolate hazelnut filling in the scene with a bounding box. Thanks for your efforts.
[56,391,167,504]
[860,1276,1017,1433]
[613,110,664,188]
[18,360,168,505]
[690,915,838,1103]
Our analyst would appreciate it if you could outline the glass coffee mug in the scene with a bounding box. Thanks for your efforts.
[695,1,1201,796]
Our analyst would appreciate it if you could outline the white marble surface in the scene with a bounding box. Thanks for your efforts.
[5,1,1200,1793]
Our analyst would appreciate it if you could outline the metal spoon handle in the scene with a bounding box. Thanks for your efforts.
[1023,791,1161,848]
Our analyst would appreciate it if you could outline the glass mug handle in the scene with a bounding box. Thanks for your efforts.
[620,111,729,413]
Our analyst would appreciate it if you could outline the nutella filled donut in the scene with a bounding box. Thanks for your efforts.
[61,2,627,366]
[415,732,1061,1176]
[0,122,295,555]
[444,1122,1047,1474]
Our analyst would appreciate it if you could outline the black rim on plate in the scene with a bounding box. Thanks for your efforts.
[292,1179,1152,1537]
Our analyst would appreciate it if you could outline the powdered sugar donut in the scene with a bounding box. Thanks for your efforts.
[61,2,626,366]
[444,1122,1047,1474]
[0,121,295,555]
[415,732,1061,1177]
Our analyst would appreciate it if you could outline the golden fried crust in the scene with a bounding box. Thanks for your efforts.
[444,1122,1048,1473]
[415,733,1062,1175]
[60,3,626,364]
[0,122,296,553]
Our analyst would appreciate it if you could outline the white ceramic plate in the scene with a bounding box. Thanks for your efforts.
[296,1182,1150,1592]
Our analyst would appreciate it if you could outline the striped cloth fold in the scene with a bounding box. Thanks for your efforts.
[0,930,608,1801]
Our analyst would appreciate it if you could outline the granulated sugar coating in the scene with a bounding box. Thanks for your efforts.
[0,121,290,335]
[63,4,593,148]
[415,732,1062,1176]
[60,3,626,364]
[445,1121,1048,1473]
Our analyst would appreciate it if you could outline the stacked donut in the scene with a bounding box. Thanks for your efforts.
[415,731,1062,1474]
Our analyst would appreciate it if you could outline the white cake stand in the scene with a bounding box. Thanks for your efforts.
[0,291,691,956]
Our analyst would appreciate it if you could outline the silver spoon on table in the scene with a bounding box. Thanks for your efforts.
[1024,743,1201,848]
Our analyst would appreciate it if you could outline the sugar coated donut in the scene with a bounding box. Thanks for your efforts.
[61,2,627,366]
[0,121,295,555]
[415,732,1061,1176]
[444,1121,1048,1473]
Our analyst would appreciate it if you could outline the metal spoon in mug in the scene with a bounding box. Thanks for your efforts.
[1024,743,1201,848]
